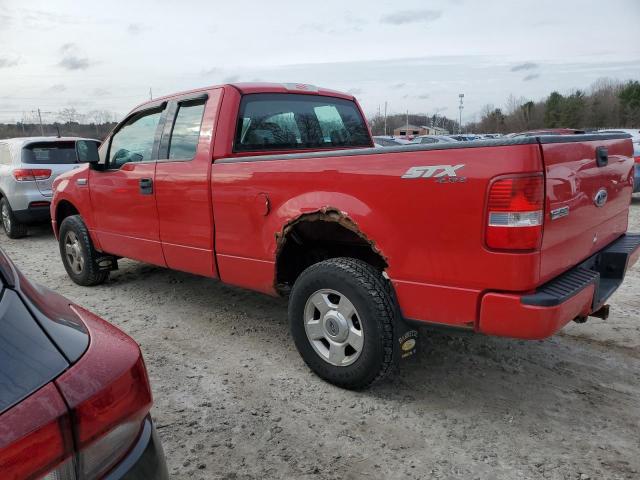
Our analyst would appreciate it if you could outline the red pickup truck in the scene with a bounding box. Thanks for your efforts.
[51,82,639,389]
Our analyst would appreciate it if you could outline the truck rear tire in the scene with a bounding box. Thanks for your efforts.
[59,215,109,286]
[1,197,28,239]
[288,257,395,389]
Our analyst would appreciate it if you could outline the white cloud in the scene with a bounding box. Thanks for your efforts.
[511,62,538,72]
[0,0,638,122]
[381,9,442,25]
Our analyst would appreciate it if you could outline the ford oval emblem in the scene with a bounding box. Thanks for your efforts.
[594,188,608,208]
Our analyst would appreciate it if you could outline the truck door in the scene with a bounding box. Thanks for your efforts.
[88,104,166,266]
[154,89,223,277]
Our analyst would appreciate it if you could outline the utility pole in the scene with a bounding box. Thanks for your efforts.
[458,94,464,134]
[383,101,388,136]
[149,87,153,100]
[37,108,44,136]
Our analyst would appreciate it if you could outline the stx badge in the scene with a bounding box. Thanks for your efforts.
[402,164,466,182]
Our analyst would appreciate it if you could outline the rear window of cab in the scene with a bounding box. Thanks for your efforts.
[234,93,372,152]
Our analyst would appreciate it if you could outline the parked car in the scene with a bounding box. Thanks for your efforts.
[508,129,586,137]
[411,135,457,144]
[51,82,639,389]
[449,134,480,141]
[0,248,168,479]
[597,128,640,142]
[598,129,640,192]
[373,136,412,147]
[0,137,100,238]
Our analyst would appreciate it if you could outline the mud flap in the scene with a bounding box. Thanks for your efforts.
[393,316,419,364]
[95,255,118,272]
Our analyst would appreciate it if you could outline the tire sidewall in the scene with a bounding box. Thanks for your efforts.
[58,216,103,285]
[1,197,26,238]
[289,262,389,388]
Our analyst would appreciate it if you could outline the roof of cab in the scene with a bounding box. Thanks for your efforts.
[129,82,355,114]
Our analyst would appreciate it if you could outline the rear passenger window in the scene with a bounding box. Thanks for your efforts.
[168,101,206,160]
[234,93,371,152]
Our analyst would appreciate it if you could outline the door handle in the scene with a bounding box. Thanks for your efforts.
[139,178,153,195]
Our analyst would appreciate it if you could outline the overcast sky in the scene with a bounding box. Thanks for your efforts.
[1,0,639,124]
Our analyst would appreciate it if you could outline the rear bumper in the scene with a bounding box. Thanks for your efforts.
[105,416,169,480]
[479,233,640,339]
[13,204,51,224]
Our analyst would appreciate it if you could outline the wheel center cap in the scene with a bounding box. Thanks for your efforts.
[323,312,348,342]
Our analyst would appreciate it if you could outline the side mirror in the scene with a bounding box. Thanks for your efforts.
[76,140,101,163]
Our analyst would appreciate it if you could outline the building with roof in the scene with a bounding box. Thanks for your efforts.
[393,125,449,137]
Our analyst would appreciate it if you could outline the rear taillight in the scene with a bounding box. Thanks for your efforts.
[486,175,544,251]
[634,156,640,164]
[73,357,151,478]
[0,384,75,480]
[12,169,52,181]
[55,305,153,479]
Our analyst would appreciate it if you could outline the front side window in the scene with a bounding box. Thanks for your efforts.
[234,93,371,152]
[109,110,162,168]
[168,102,206,160]
[22,142,78,164]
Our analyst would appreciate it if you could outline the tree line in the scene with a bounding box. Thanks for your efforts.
[0,108,118,140]
[467,79,640,134]
[0,121,117,140]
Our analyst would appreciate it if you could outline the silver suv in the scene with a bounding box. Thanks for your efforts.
[0,137,100,238]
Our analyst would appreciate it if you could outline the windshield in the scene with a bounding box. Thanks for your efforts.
[22,141,78,164]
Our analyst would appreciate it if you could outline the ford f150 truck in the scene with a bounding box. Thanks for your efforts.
[51,82,640,389]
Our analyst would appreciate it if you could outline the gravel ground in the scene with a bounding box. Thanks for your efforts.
[2,199,640,480]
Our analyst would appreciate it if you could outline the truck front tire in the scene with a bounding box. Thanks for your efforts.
[59,215,109,286]
[289,257,395,389]
[1,197,28,239]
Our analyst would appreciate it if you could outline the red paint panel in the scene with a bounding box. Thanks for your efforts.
[212,143,545,296]
[51,165,100,247]
[392,279,480,326]
[155,88,223,278]
[540,139,634,282]
[215,254,276,295]
[88,163,165,266]
[478,285,595,339]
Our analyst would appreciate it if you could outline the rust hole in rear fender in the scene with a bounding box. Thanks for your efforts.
[274,207,388,294]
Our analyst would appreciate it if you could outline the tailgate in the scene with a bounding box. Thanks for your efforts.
[539,134,634,282]
[21,141,82,197]
[35,164,81,197]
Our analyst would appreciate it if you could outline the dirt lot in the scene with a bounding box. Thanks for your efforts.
[2,199,640,480]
